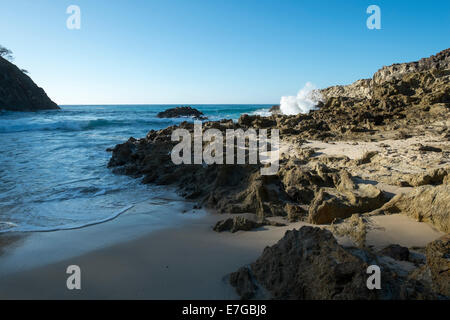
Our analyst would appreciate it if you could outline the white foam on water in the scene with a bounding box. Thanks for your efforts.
[0,205,134,234]
[280,82,323,115]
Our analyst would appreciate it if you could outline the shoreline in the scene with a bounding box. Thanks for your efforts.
[0,192,204,276]
[1,128,448,299]
[0,204,444,299]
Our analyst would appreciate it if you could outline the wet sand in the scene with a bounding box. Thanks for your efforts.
[0,208,444,300]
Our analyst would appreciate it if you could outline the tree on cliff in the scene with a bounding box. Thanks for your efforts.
[0,45,14,61]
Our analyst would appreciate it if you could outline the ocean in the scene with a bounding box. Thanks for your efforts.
[0,105,272,233]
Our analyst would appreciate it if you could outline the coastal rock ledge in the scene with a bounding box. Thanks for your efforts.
[0,56,59,112]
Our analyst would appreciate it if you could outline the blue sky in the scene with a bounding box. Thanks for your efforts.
[0,0,449,104]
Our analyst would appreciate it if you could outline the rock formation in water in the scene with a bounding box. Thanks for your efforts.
[157,106,207,120]
[0,56,59,112]
[269,105,281,114]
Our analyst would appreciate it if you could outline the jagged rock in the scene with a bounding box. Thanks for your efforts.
[425,235,450,297]
[321,49,450,102]
[213,216,285,233]
[284,203,307,222]
[317,48,450,138]
[213,217,262,233]
[229,226,436,299]
[373,49,450,85]
[269,105,281,114]
[229,267,257,300]
[278,161,338,205]
[379,244,410,261]
[380,185,450,233]
[107,138,137,167]
[157,106,207,120]
[357,151,378,165]
[238,114,277,128]
[406,167,449,187]
[0,57,59,111]
[308,174,387,225]
[330,214,367,248]
[321,79,373,100]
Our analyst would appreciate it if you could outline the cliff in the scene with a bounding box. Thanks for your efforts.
[0,57,59,111]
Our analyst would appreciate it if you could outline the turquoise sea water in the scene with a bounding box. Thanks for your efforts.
[0,105,272,233]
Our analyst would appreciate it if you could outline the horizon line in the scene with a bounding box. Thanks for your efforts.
[58,103,280,106]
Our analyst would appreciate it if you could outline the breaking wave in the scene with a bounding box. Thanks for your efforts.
[0,118,180,133]
[280,82,324,115]
[0,205,134,233]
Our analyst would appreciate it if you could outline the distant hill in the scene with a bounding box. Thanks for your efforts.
[0,57,59,112]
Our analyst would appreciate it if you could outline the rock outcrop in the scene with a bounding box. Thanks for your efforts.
[316,48,450,137]
[108,48,449,234]
[380,185,450,233]
[405,167,449,187]
[308,182,387,225]
[321,48,450,101]
[425,235,450,296]
[0,57,59,112]
[269,105,281,114]
[321,79,373,100]
[157,106,207,120]
[213,217,262,233]
[213,216,285,233]
[229,226,438,300]
[373,49,450,85]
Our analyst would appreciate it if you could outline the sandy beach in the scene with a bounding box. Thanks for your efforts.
[0,205,444,300]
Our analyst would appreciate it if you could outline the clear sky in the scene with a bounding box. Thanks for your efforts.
[0,0,449,104]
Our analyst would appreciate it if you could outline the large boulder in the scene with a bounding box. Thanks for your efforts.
[380,184,450,233]
[308,173,387,225]
[229,226,436,299]
[0,57,59,111]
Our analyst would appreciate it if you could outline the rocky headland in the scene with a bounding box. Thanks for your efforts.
[108,48,449,299]
[0,56,59,112]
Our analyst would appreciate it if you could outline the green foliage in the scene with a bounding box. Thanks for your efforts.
[0,45,14,61]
